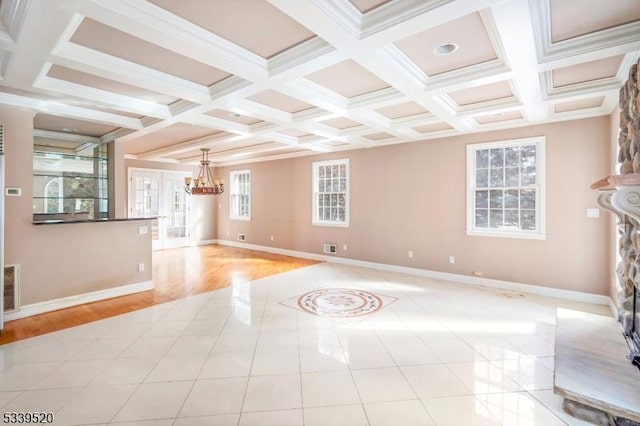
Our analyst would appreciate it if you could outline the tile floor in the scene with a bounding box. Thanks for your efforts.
[0,263,609,425]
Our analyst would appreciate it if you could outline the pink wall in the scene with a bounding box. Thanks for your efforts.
[2,107,153,305]
[124,159,217,243]
[217,116,612,295]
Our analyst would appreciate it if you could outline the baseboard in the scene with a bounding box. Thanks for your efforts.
[191,239,218,247]
[4,280,154,321]
[608,297,618,318]
[215,239,611,306]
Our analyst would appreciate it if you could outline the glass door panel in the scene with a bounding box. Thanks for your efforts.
[129,169,190,250]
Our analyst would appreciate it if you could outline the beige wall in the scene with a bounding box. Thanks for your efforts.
[124,159,217,243]
[218,116,612,295]
[2,107,152,306]
[610,107,621,306]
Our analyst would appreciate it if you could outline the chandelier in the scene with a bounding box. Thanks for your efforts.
[184,148,224,195]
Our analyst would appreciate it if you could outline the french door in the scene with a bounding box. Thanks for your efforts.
[129,169,191,250]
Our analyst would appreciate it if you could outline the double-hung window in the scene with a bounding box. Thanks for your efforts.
[467,137,545,239]
[230,170,251,220]
[312,159,349,227]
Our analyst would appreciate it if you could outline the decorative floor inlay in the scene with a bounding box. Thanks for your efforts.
[295,288,385,318]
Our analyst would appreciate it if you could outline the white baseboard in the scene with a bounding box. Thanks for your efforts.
[215,239,612,307]
[608,297,618,318]
[4,280,154,321]
[191,239,218,247]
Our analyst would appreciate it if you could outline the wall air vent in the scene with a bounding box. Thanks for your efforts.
[4,264,19,312]
[238,233,246,241]
[323,243,337,254]
[0,125,4,154]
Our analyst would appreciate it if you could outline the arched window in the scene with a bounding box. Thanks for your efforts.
[44,177,63,213]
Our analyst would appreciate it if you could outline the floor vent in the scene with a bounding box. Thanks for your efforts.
[4,264,19,312]
[323,243,337,254]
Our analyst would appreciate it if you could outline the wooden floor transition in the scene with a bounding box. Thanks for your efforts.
[0,245,319,345]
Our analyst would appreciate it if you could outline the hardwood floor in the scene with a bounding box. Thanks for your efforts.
[0,245,319,345]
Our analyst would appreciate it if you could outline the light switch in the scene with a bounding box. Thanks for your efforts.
[138,225,148,235]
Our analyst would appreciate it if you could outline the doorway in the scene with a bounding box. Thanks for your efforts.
[128,168,191,250]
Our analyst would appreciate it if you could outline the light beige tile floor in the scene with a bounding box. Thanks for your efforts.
[0,263,613,425]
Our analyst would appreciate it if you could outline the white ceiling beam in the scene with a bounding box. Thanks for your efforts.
[34,74,171,119]
[0,91,143,129]
[490,0,546,122]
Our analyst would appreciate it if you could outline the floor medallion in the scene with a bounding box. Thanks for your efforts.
[296,288,384,318]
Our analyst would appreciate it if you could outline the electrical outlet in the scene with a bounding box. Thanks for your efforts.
[449,256,455,264]
[586,208,600,218]
[270,235,274,241]
[408,250,413,258]
[138,226,148,235]
[138,263,145,273]
[473,271,483,277]
[343,244,348,251]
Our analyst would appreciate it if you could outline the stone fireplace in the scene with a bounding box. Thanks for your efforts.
[612,57,640,359]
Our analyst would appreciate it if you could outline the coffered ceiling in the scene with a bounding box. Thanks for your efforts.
[0,0,638,165]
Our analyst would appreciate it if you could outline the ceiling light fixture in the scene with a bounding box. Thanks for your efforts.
[434,43,458,55]
[62,127,77,133]
[228,112,241,118]
[184,148,224,195]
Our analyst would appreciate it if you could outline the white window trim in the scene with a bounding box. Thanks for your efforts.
[229,169,251,221]
[312,158,349,227]
[466,136,546,240]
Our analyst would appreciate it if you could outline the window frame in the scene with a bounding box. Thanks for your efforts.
[312,158,349,227]
[229,169,251,221]
[466,136,546,240]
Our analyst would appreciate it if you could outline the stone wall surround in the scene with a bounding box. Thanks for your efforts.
[616,58,640,332]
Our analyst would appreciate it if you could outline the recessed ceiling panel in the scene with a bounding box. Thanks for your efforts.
[34,113,118,137]
[204,109,262,125]
[413,122,453,133]
[321,117,361,129]
[306,60,390,98]
[554,96,605,113]
[395,12,497,76]
[149,0,315,58]
[448,81,514,106]
[552,55,624,87]
[71,18,231,86]
[47,65,177,105]
[248,90,313,113]
[375,101,428,118]
[550,0,640,42]
[280,129,311,137]
[349,0,393,13]
[475,111,523,124]
[364,132,394,140]
[124,123,224,155]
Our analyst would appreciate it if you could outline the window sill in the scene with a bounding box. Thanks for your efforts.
[466,229,546,240]
[230,216,251,222]
[312,221,349,228]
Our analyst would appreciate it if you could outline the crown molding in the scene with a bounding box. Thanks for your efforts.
[33,129,101,144]
[53,42,211,104]
[309,0,361,40]
[0,91,143,129]
[80,0,268,80]
[269,37,336,76]
[34,75,171,119]
[1,0,30,42]
[361,0,451,38]
[530,0,640,67]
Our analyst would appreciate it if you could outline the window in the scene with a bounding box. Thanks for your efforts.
[467,137,545,239]
[312,158,349,227]
[33,143,108,221]
[230,170,251,220]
